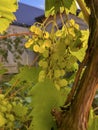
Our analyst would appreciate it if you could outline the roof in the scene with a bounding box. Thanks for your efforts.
[14,3,44,27]
[36,12,88,30]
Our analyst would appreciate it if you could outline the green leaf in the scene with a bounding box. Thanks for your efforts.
[28,79,70,130]
[10,66,41,85]
[88,110,98,130]
[70,47,86,62]
[13,102,28,117]
[0,0,18,33]
[68,1,77,14]
[63,0,74,9]
[0,113,6,127]
[45,0,73,17]
[0,18,11,33]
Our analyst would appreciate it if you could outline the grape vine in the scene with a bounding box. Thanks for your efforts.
[25,16,89,90]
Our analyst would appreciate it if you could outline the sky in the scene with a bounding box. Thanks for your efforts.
[19,0,45,9]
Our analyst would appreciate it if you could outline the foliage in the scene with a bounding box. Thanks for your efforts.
[0,92,32,129]
[0,0,98,130]
[28,79,70,130]
[25,18,89,90]
[0,66,41,129]
[0,0,18,33]
[88,109,98,130]
[45,0,77,16]
[0,64,7,75]
[0,94,14,128]
[10,65,41,86]
[0,34,25,63]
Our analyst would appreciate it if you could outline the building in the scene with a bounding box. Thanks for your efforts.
[3,3,44,73]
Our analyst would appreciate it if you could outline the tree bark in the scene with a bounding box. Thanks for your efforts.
[59,24,98,130]
[53,0,98,130]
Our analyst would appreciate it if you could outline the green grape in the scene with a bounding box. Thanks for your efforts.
[55,41,67,56]
[42,62,48,69]
[42,50,49,58]
[38,39,44,46]
[39,60,48,69]
[44,32,49,39]
[30,25,36,32]
[38,70,46,82]
[0,94,5,99]
[58,61,65,69]
[67,55,77,68]
[51,53,59,61]
[25,39,34,48]
[44,39,52,48]
[7,121,13,128]
[33,35,38,41]
[1,100,8,106]
[0,114,6,127]
[54,70,61,78]
[64,37,71,46]
[35,27,43,36]
[54,82,60,90]
[38,60,43,67]
[37,43,46,53]
[0,105,7,112]
[7,104,12,112]
[55,30,63,37]
[60,69,66,76]
[33,44,40,52]
[0,95,15,129]
[69,28,75,37]
[74,23,79,30]
[73,62,79,70]
[6,114,15,122]
[25,19,82,90]
[62,25,68,35]
[69,19,75,26]
[58,79,68,87]
[30,25,43,36]
[12,101,16,106]
[69,19,79,30]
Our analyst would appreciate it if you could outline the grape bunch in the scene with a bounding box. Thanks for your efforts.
[25,19,86,89]
[0,94,15,129]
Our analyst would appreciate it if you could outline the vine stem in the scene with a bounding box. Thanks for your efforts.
[8,84,27,99]
[94,105,98,112]
[65,50,89,105]
[5,79,20,97]
[76,0,90,24]
[31,54,40,66]
[0,32,33,39]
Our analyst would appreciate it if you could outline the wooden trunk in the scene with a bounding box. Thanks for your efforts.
[58,1,98,130]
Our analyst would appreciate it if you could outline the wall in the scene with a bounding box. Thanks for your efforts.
[3,25,36,73]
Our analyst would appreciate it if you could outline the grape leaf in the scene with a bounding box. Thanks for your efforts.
[10,66,41,85]
[88,110,98,130]
[28,79,70,130]
[0,0,18,33]
[13,102,28,117]
[63,0,74,9]
[70,47,86,62]
[45,0,74,17]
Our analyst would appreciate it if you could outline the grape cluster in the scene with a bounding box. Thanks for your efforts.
[25,19,85,89]
[0,94,15,128]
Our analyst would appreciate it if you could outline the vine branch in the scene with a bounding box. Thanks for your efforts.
[0,32,33,39]
[76,0,90,24]
[64,50,89,105]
